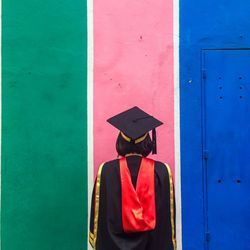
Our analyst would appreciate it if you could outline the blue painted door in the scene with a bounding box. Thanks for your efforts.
[203,50,250,250]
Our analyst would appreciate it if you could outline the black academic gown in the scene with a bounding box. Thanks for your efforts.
[89,155,176,250]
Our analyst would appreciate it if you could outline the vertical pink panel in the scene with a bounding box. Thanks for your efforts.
[94,0,174,176]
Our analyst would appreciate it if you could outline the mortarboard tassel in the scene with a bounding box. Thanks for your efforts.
[152,128,157,154]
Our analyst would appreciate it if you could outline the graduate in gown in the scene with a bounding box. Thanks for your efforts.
[89,106,176,250]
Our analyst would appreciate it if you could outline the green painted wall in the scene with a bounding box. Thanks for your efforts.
[2,0,88,249]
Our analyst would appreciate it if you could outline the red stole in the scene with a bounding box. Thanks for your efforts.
[120,157,156,233]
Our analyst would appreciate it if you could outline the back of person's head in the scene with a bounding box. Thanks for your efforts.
[116,132,153,157]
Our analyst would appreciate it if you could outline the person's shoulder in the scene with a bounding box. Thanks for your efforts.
[96,158,120,175]
[104,158,120,167]
[153,159,173,178]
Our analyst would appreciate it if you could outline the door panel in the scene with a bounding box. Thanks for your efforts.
[203,50,250,250]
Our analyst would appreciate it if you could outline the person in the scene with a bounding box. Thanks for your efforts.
[89,106,176,250]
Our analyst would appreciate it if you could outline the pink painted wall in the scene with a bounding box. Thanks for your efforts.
[94,0,174,176]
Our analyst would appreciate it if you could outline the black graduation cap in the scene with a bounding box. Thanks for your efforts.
[107,106,163,154]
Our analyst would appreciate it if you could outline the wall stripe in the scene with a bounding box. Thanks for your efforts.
[88,0,180,249]
[0,0,2,246]
[86,0,94,244]
[87,0,94,247]
[2,0,88,249]
[173,0,182,246]
[93,0,175,176]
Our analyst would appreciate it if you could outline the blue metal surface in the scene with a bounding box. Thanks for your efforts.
[180,0,250,249]
[203,50,250,250]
